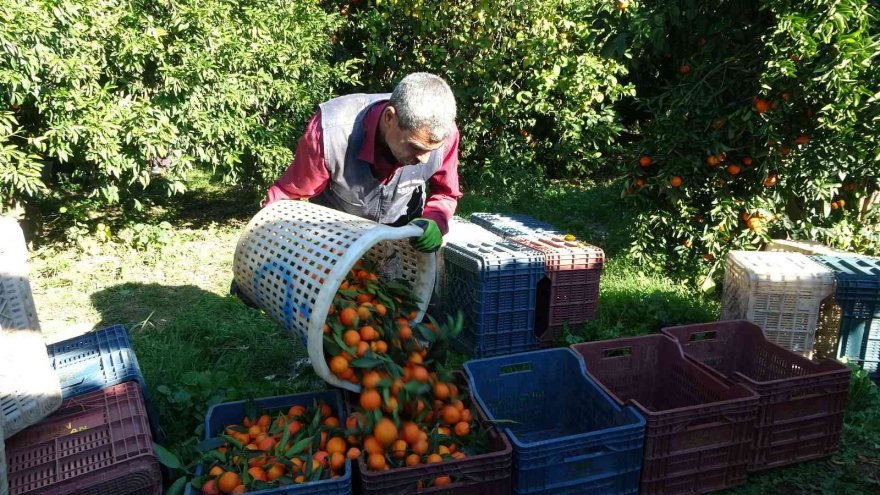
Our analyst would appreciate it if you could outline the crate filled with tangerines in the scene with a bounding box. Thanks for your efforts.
[316,259,512,494]
[186,391,352,495]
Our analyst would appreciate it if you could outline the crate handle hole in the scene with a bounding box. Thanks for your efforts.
[690,331,717,342]
[603,347,632,358]
[500,363,532,375]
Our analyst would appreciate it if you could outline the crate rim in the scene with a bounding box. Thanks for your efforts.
[570,334,759,417]
[463,348,646,451]
[661,320,851,387]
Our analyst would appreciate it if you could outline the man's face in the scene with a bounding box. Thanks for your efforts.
[382,107,445,166]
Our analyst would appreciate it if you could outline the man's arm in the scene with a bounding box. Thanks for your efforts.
[264,110,330,206]
[421,125,463,235]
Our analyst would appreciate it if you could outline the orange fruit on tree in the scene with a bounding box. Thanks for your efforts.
[217,472,242,494]
[374,418,399,446]
[793,135,809,145]
[398,325,412,340]
[339,307,358,327]
[779,145,791,156]
[831,201,839,210]
[670,176,682,188]
[634,177,645,188]
[753,97,770,113]
[329,355,349,375]
[360,389,381,411]
[742,156,753,166]
[639,155,651,168]
[706,155,718,166]
[726,164,741,175]
[747,217,764,231]
[435,476,452,486]
[764,175,778,187]
[367,453,387,471]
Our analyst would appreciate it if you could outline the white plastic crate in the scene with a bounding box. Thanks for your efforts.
[232,200,436,392]
[765,239,847,256]
[721,251,835,355]
[0,218,62,439]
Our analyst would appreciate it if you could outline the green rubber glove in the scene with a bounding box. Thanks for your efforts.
[410,218,442,253]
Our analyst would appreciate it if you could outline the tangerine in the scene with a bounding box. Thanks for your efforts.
[217,472,242,494]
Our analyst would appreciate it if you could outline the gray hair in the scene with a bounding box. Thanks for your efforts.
[388,73,457,142]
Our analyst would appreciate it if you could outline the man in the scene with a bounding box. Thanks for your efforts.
[264,72,462,253]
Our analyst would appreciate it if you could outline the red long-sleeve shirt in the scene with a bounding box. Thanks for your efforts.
[265,101,462,234]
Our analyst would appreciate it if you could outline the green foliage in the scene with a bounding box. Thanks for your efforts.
[621,0,880,284]
[0,0,352,222]
[332,0,633,197]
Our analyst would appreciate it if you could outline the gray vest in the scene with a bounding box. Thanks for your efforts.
[312,93,444,226]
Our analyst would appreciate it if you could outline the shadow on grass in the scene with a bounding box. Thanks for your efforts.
[90,282,322,459]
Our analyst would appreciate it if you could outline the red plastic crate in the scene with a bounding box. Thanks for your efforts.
[511,236,604,346]
[347,373,513,495]
[5,381,161,495]
[662,320,851,471]
[572,334,758,495]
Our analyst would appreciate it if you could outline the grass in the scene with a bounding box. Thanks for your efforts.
[27,170,880,492]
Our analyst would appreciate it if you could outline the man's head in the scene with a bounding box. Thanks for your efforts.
[381,73,456,166]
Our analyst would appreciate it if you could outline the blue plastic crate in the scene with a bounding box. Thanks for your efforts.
[185,390,352,495]
[443,239,545,357]
[46,324,164,443]
[469,212,563,239]
[811,256,880,376]
[811,255,880,301]
[464,348,646,494]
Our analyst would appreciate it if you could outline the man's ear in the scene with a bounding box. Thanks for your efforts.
[383,105,397,126]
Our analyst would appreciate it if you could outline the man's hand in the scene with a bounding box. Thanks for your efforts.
[409,218,442,253]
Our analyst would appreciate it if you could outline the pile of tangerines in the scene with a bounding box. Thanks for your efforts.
[193,401,349,494]
[194,259,485,493]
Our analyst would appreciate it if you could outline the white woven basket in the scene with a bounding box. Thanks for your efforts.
[765,239,847,256]
[0,218,62,439]
[721,250,835,355]
[233,201,436,392]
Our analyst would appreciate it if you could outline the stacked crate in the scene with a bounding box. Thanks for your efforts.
[663,321,850,471]
[5,382,162,495]
[810,255,880,377]
[465,349,646,494]
[572,335,759,494]
[469,213,604,345]
[721,250,834,355]
[442,232,545,357]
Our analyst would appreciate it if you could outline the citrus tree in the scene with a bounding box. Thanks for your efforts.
[331,0,633,196]
[1,0,351,237]
[620,0,880,285]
